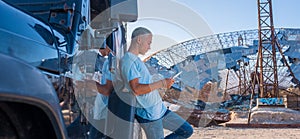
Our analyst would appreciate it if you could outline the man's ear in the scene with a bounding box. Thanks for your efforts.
[136,35,142,44]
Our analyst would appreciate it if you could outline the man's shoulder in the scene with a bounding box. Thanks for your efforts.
[122,52,139,63]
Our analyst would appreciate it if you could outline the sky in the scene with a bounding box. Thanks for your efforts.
[175,0,300,34]
[125,0,300,59]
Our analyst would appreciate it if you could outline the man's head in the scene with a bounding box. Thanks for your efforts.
[99,45,111,57]
[98,32,115,57]
[131,27,152,55]
[131,27,152,40]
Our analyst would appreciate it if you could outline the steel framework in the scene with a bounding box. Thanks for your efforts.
[257,0,279,98]
[149,28,300,69]
[146,28,300,93]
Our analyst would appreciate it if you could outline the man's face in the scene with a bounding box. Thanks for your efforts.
[139,34,152,55]
[99,46,111,56]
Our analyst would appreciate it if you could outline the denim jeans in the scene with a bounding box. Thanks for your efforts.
[136,109,193,139]
[89,119,111,139]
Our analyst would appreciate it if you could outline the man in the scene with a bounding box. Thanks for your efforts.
[120,27,193,139]
[74,44,113,138]
[87,45,114,139]
[68,44,113,139]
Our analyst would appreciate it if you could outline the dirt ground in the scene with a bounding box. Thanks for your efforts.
[164,120,300,139]
[165,110,300,139]
[187,126,300,139]
[185,112,300,139]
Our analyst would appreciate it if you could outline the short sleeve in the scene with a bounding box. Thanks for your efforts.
[102,60,112,82]
[127,61,141,82]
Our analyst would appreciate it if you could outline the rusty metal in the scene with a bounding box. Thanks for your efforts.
[275,40,300,85]
[257,0,279,98]
[237,59,251,95]
[223,69,230,100]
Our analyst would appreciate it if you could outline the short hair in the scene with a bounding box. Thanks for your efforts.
[131,27,152,40]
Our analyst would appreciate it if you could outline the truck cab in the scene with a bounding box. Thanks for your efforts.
[0,0,88,138]
[0,0,137,138]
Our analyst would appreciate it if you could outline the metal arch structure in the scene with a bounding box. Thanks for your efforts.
[150,29,258,69]
[145,28,300,92]
[148,28,300,68]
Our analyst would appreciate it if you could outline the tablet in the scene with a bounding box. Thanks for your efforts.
[172,71,182,79]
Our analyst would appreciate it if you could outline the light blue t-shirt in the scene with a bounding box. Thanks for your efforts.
[121,52,167,120]
[93,59,112,120]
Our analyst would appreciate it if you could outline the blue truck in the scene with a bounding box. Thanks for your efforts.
[0,0,137,138]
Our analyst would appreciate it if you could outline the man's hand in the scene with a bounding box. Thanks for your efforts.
[164,78,175,89]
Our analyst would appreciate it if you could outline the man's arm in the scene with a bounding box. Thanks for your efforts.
[96,79,113,96]
[129,78,174,96]
[76,80,113,96]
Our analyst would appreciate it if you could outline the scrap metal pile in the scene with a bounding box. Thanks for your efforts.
[160,84,240,127]
[145,28,300,127]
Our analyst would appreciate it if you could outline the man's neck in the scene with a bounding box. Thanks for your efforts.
[128,44,139,56]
